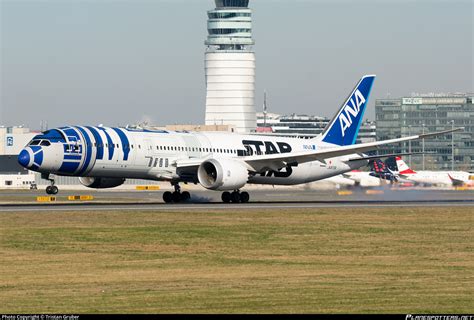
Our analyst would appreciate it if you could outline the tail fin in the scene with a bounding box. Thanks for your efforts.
[396,156,416,174]
[320,75,375,146]
[370,158,387,173]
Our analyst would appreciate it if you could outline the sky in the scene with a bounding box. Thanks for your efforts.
[1,0,472,129]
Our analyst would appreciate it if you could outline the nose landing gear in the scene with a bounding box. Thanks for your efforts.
[46,185,59,195]
[42,173,59,195]
[163,183,191,204]
[222,191,250,203]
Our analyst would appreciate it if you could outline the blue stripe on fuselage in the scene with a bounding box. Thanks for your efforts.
[75,126,94,175]
[59,161,80,174]
[64,154,82,160]
[63,127,81,142]
[86,126,104,160]
[112,127,130,161]
[34,150,43,166]
[97,127,114,160]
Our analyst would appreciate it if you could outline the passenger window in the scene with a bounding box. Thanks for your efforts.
[159,158,163,167]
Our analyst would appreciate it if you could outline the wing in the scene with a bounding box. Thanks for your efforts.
[176,128,461,174]
[241,128,461,172]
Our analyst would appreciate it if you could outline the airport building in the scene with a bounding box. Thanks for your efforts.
[256,112,377,144]
[0,126,37,188]
[204,0,257,133]
[376,93,474,171]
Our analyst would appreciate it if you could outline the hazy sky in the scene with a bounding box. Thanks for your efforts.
[1,0,472,129]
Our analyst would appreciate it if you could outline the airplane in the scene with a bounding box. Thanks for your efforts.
[394,157,471,187]
[342,170,382,187]
[17,75,460,203]
[322,175,356,188]
[342,158,398,187]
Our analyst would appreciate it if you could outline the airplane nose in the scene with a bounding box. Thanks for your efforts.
[18,149,31,168]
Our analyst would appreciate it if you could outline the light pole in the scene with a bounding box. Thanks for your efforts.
[408,125,412,167]
[422,123,425,170]
[451,120,455,171]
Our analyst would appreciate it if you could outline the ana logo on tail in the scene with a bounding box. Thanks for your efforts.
[321,75,375,146]
[339,89,366,137]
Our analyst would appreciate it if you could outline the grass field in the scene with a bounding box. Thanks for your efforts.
[0,207,472,313]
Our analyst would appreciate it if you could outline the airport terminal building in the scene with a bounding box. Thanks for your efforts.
[376,94,474,171]
[0,126,37,188]
[256,112,377,144]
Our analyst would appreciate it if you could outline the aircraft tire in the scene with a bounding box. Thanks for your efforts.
[222,192,231,203]
[45,186,53,195]
[182,191,191,201]
[163,191,173,203]
[172,191,182,203]
[240,192,250,203]
[231,191,241,203]
[51,186,59,195]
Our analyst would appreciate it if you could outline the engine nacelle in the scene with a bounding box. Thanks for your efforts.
[79,177,125,189]
[197,159,249,191]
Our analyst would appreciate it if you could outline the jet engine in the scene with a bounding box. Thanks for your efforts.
[79,177,125,189]
[197,159,249,191]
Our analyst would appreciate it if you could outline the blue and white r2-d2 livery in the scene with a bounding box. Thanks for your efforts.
[18,75,460,203]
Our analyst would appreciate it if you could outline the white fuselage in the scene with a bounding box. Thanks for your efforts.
[343,171,385,187]
[23,127,369,188]
[402,171,470,186]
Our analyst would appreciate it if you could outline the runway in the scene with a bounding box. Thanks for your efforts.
[1,188,473,211]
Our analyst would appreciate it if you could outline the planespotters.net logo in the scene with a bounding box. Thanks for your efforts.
[406,315,474,320]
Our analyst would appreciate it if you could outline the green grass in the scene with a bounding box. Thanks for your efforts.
[0,207,472,313]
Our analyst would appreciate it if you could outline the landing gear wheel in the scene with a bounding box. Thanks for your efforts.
[46,186,53,195]
[240,192,250,203]
[222,192,231,203]
[163,191,173,203]
[231,191,241,203]
[172,191,182,203]
[51,186,59,195]
[181,191,191,202]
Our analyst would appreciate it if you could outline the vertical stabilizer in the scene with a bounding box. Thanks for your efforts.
[320,75,375,146]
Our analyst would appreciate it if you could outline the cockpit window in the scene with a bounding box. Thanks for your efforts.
[40,140,51,146]
[29,140,41,146]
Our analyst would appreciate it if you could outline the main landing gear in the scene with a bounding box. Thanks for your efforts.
[162,183,191,204]
[221,190,250,203]
[42,173,59,195]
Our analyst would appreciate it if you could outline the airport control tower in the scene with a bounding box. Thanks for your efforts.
[204,0,256,133]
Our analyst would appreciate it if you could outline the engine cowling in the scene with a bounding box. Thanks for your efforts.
[79,177,125,189]
[197,159,249,191]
